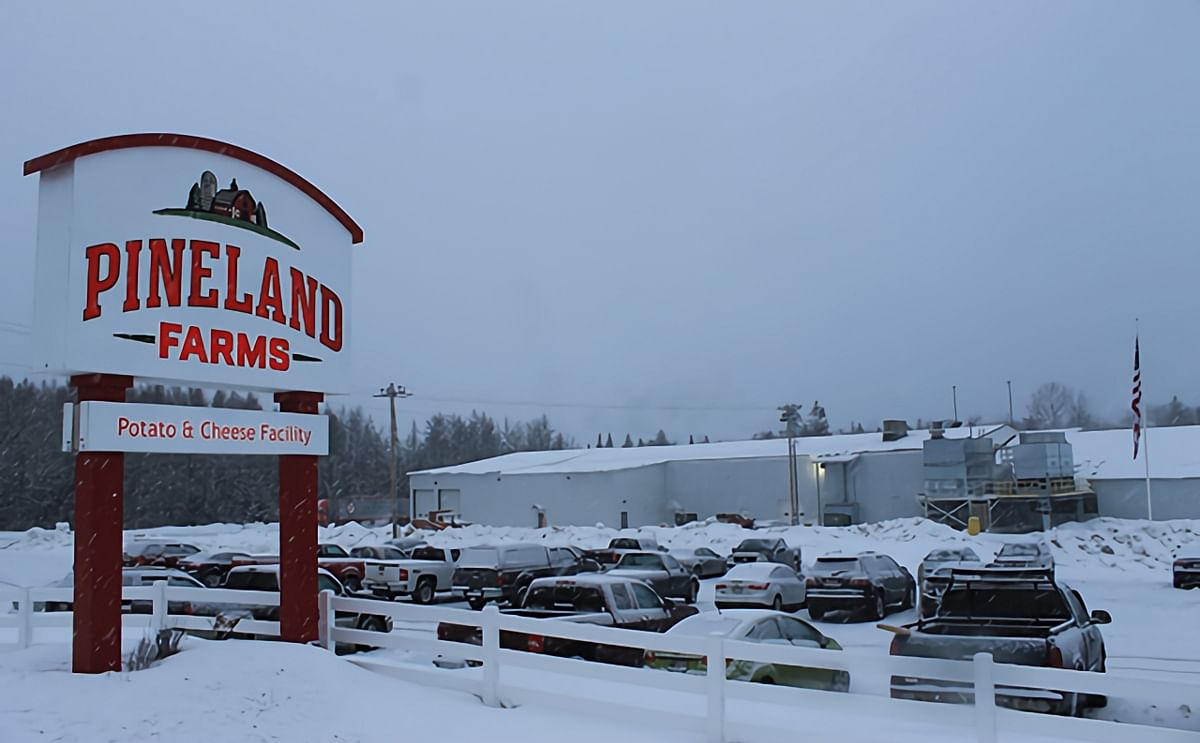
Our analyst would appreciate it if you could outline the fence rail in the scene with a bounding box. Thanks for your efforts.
[3,585,1198,743]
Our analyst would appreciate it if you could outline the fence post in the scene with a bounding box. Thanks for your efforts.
[18,587,32,648]
[481,605,501,708]
[973,652,997,743]
[150,580,168,634]
[706,633,726,743]
[317,590,334,650]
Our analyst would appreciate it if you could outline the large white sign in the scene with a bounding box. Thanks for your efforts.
[63,401,329,455]
[27,135,361,394]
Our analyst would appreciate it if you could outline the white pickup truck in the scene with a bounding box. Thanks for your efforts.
[365,546,461,604]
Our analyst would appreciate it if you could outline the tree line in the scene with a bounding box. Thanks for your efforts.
[0,376,574,530]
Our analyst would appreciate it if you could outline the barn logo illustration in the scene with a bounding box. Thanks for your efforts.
[153,170,300,250]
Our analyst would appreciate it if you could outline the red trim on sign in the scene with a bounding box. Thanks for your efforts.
[24,133,363,245]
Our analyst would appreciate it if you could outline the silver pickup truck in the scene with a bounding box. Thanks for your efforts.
[886,567,1110,716]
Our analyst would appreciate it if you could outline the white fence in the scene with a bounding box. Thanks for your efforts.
[3,585,1198,743]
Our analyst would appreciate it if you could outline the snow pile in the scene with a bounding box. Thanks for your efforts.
[1046,518,1200,571]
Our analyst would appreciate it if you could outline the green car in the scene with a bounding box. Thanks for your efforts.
[645,609,850,691]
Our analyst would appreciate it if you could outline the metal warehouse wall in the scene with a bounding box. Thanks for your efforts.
[408,466,669,528]
[819,450,927,524]
[663,456,816,524]
[1092,478,1200,521]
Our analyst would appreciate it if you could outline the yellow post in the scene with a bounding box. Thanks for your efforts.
[967,516,981,536]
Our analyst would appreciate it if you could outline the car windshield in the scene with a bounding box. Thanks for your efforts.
[223,571,278,591]
[667,614,745,637]
[616,554,663,569]
[926,550,966,562]
[523,585,605,612]
[811,557,862,575]
[458,548,500,567]
[999,544,1040,557]
[609,538,642,549]
[736,540,773,551]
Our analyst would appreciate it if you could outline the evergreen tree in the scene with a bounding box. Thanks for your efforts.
[605,433,614,448]
[622,434,634,448]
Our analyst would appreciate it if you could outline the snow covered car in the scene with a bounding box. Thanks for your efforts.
[918,547,983,617]
[1173,555,1200,589]
[36,567,212,615]
[670,547,728,578]
[178,551,251,587]
[608,552,700,603]
[645,610,849,691]
[990,542,1054,571]
[715,562,806,611]
[727,538,802,572]
[365,545,461,603]
[805,553,915,621]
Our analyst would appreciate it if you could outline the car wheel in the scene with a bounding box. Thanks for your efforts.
[413,579,435,605]
[870,592,886,621]
[809,605,825,621]
[687,580,699,604]
[202,572,222,588]
[344,575,362,592]
[467,597,488,611]
[771,594,783,611]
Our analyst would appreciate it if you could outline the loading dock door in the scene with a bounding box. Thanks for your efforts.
[438,489,461,513]
[413,489,436,519]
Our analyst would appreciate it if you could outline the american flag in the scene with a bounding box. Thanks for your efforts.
[1132,335,1142,459]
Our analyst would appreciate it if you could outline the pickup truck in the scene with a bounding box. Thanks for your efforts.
[607,552,701,603]
[728,538,802,572]
[364,546,461,604]
[586,536,665,566]
[885,567,1111,716]
[437,574,698,666]
[453,544,597,610]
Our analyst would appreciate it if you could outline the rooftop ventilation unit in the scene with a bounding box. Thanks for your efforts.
[882,419,909,442]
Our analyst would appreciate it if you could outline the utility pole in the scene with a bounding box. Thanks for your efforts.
[1006,380,1014,427]
[952,385,958,422]
[374,383,412,538]
[778,403,803,526]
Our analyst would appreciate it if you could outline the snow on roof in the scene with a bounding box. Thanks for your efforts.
[1066,426,1200,480]
[410,425,1012,476]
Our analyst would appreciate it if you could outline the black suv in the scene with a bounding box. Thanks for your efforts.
[453,544,598,610]
[805,553,915,621]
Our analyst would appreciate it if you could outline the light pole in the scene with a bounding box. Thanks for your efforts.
[778,404,802,525]
[1007,380,1014,426]
[374,383,412,537]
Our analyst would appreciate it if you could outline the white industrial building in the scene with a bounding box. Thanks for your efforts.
[407,422,1200,529]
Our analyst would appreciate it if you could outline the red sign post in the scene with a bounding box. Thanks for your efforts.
[25,134,361,672]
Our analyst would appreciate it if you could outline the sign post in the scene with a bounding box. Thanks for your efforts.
[24,133,362,672]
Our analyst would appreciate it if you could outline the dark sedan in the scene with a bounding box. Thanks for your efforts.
[607,552,700,603]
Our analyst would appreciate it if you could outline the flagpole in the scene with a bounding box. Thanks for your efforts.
[1138,320,1153,520]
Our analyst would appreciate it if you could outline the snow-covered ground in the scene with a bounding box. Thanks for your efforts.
[1,516,1198,740]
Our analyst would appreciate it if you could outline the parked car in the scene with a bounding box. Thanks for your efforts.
[585,536,665,566]
[645,609,849,691]
[670,547,728,578]
[918,547,983,617]
[715,562,806,611]
[607,552,701,603]
[727,538,802,572]
[351,545,412,561]
[452,543,589,610]
[990,542,1055,571]
[437,574,697,666]
[365,545,462,603]
[1174,555,1200,589]
[37,567,210,615]
[805,553,915,621]
[221,565,392,651]
[313,544,367,591]
[123,541,201,568]
[178,551,251,587]
[887,567,1110,716]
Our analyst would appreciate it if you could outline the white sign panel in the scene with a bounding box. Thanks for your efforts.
[27,135,361,394]
[63,401,329,455]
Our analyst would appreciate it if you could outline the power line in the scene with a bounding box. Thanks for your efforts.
[408,394,776,413]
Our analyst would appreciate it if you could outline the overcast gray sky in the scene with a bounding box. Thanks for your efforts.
[2,2,1198,443]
